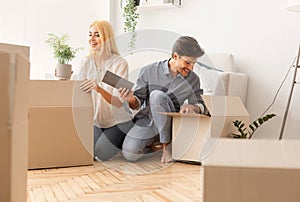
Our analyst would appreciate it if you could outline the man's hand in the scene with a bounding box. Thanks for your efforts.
[80,79,97,93]
[179,104,201,113]
[118,87,140,109]
[118,87,133,101]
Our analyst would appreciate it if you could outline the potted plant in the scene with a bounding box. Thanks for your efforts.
[122,0,140,53]
[46,33,81,80]
[229,113,276,139]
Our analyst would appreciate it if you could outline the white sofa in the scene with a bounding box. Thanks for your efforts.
[197,53,248,104]
[125,51,248,105]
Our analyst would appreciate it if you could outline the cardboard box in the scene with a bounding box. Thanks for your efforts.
[0,43,30,58]
[202,139,300,202]
[28,80,94,169]
[0,45,30,202]
[165,95,250,162]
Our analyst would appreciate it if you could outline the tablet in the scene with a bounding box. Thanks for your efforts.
[101,70,134,90]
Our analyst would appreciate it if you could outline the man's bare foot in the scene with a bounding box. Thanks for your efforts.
[161,143,173,163]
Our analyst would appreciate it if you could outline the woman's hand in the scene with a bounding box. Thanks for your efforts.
[80,79,98,93]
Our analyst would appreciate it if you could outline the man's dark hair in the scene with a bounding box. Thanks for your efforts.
[172,36,205,58]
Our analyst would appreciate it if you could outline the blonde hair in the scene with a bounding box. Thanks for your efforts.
[89,20,120,56]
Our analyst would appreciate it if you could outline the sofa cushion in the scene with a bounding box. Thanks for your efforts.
[200,53,236,72]
[219,72,248,104]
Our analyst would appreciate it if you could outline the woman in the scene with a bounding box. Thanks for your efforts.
[77,20,133,161]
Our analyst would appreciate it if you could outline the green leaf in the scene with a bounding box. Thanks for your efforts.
[248,113,276,139]
[249,125,254,132]
[232,113,276,140]
[46,33,82,65]
[122,0,139,53]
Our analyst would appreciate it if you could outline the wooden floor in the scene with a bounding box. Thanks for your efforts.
[27,152,203,202]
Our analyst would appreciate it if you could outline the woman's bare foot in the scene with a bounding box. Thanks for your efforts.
[161,143,173,163]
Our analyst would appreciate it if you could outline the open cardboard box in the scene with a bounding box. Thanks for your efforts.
[28,80,94,169]
[165,95,250,163]
[202,139,300,202]
[0,44,30,202]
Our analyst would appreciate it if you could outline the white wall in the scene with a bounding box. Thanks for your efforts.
[1,0,299,139]
[111,0,300,139]
[0,0,110,79]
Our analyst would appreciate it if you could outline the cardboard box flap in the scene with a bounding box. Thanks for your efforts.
[0,52,10,128]
[13,54,30,124]
[161,112,209,118]
[202,95,249,117]
[0,43,30,58]
[29,80,93,107]
[0,52,30,127]
[203,139,300,169]
[164,96,248,118]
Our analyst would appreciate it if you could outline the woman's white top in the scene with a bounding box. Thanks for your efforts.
[76,54,132,128]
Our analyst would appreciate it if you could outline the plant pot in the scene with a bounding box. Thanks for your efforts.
[56,64,72,80]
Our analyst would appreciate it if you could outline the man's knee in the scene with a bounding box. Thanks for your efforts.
[149,90,168,105]
[122,137,143,162]
[122,151,143,162]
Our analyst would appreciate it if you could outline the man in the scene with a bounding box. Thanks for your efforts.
[119,36,206,163]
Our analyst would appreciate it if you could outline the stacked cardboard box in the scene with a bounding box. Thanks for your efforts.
[28,80,94,169]
[0,43,30,202]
